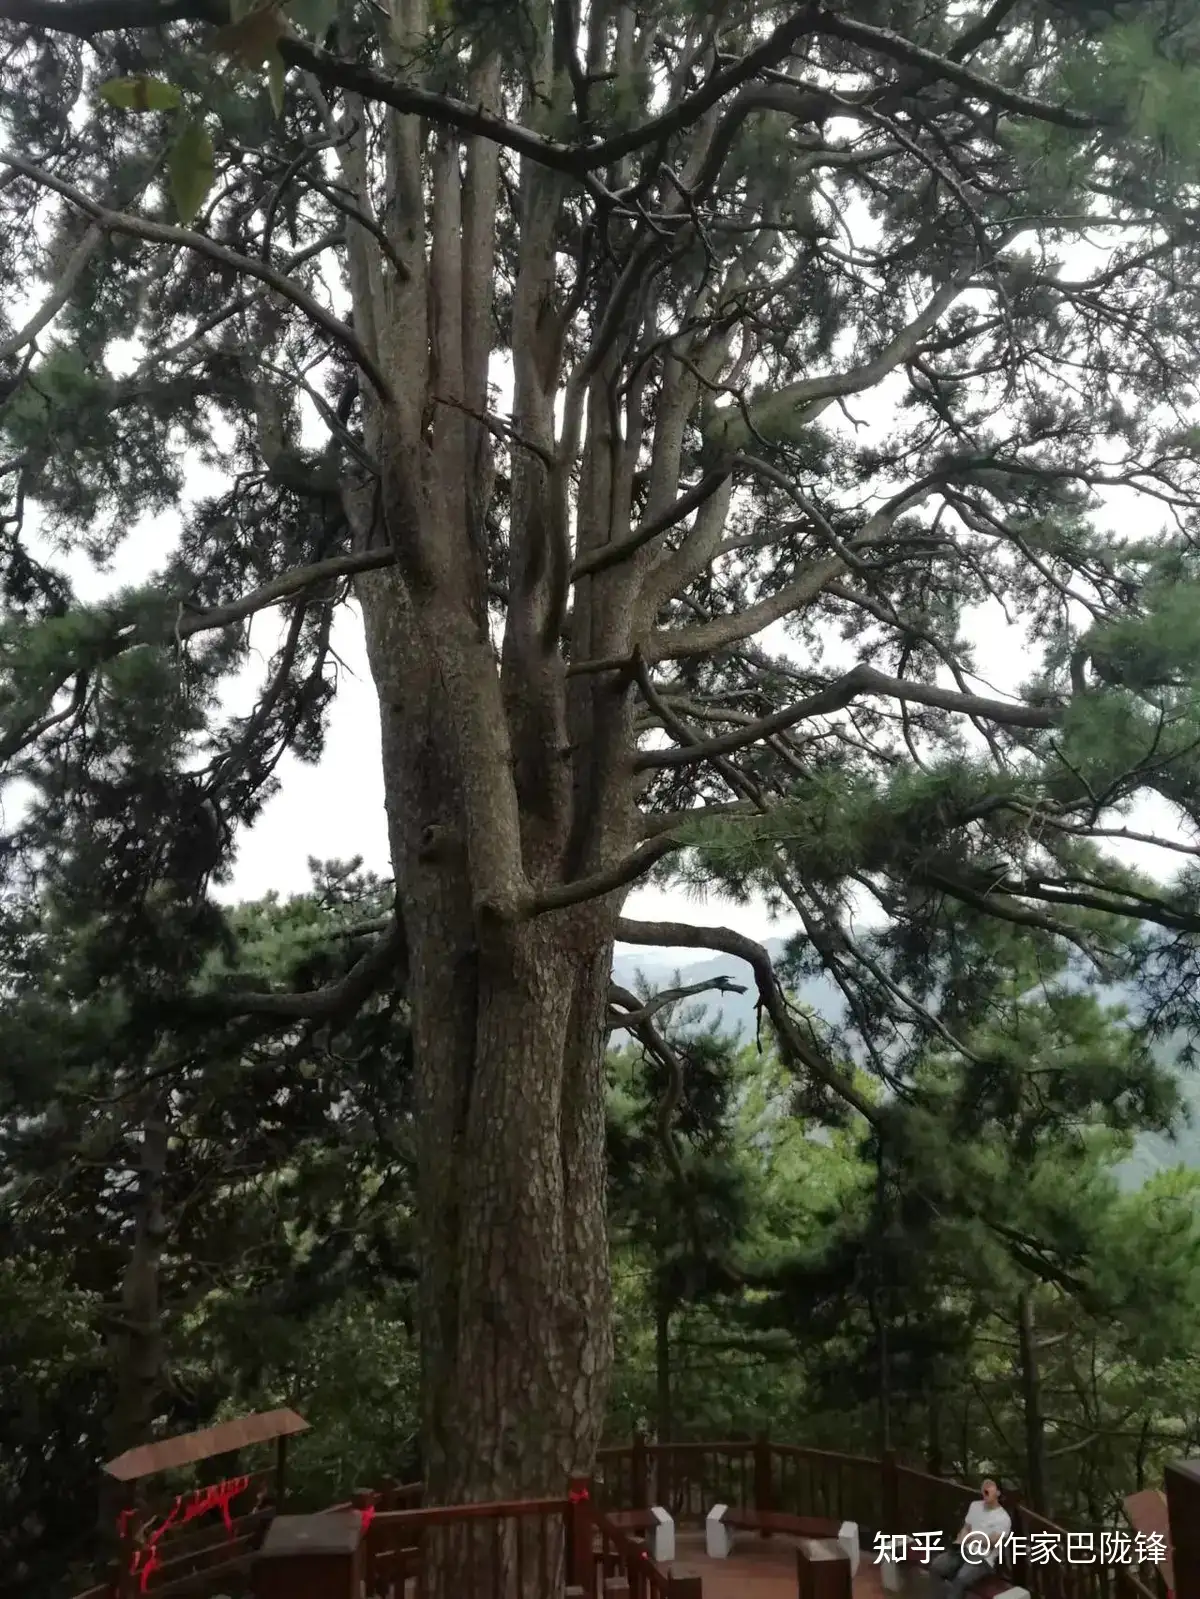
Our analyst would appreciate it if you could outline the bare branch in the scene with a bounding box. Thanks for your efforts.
[607,975,747,1030]
[616,917,878,1124]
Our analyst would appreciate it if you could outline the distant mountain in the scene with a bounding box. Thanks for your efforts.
[611,942,1200,1190]
[613,938,838,1042]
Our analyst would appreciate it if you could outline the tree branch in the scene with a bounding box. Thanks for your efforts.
[0,0,217,27]
[813,8,1094,129]
[176,550,396,639]
[526,834,684,916]
[580,8,828,171]
[645,479,939,659]
[639,800,761,840]
[616,917,878,1124]
[0,148,394,401]
[570,462,733,581]
[635,661,1054,769]
[279,37,613,202]
[0,552,395,768]
[712,270,974,448]
[607,975,747,1030]
[0,221,103,360]
[210,920,406,1023]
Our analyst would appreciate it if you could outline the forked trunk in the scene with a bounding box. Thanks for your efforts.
[364,626,622,1593]
[346,14,642,1578]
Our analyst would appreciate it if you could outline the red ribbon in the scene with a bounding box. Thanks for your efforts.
[360,1505,377,1534]
[119,1475,253,1586]
[568,1488,590,1503]
[131,1546,159,1594]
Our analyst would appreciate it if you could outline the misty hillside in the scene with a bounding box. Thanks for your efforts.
[612,942,1199,1191]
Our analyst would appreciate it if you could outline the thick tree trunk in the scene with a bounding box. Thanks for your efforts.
[872,1154,892,1454]
[1017,1289,1050,1515]
[410,916,614,1503]
[345,16,640,1578]
[358,570,624,1511]
[355,558,625,1593]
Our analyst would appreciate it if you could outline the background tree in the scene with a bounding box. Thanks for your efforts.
[0,863,414,1594]
[607,991,751,1445]
[4,0,1200,1560]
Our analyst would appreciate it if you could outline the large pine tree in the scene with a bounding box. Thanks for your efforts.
[4,0,1200,1559]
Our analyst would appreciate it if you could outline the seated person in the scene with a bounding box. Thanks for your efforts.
[930,1480,1012,1599]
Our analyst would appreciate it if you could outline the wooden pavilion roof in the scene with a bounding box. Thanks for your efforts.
[102,1408,309,1482]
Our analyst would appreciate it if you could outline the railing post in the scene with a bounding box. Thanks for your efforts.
[567,1475,594,1592]
[352,1489,377,1595]
[881,1449,900,1535]
[1166,1460,1200,1599]
[275,1433,288,1512]
[632,1431,649,1510]
[755,1430,773,1519]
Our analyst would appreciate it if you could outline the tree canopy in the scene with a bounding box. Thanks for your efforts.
[4,0,1200,1575]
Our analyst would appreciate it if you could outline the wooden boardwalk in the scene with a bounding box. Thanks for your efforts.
[662,1530,889,1599]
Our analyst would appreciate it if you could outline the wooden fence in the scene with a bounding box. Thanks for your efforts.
[74,1439,1169,1599]
[596,1435,889,1530]
[594,1436,1162,1599]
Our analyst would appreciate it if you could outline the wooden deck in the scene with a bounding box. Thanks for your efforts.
[663,1530,888,1599]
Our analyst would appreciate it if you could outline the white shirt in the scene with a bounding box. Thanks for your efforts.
[963,1501,1012,1566]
